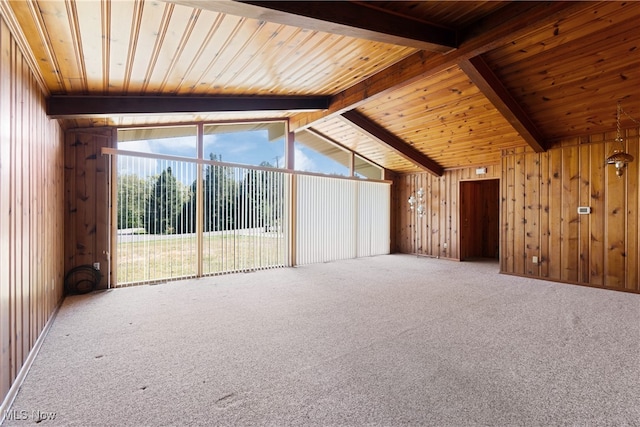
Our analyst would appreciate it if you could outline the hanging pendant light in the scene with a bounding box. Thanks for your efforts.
[605,101,634,177]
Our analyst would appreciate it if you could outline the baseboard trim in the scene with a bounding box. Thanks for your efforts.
[0,297,63,424]
[499,270,640,295]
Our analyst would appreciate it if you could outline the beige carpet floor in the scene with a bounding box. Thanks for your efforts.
[3,254,640,426]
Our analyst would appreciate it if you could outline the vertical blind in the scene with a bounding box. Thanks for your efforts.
[112,152,389,286]
[295,175,390,265]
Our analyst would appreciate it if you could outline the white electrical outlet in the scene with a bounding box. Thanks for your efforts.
[443,242,448,249]
[532,256,538,264]
[93,262,100,271]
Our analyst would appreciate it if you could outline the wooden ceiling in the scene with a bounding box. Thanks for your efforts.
[3,1,639,174]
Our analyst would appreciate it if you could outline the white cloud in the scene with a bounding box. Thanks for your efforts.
[154,135,197,153]
[294,147,317,172]
[117,152,157,179]
[119,139,152,153]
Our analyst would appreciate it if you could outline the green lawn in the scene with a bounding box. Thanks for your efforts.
[116,232,287,285]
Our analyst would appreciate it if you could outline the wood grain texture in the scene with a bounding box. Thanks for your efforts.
[290,2,595,131]
[484,1,640,141]
[310,66,526,172]
[459,55,546,152]
[0,16,65,407]
[9,0,416,97]
[64,128,114,290]
[177,0,458,52]
[459,180,499,260]
[393,165,500,260]
[340,110,443,176]
[501,128,640,292]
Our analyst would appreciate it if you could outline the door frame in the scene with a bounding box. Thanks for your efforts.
[459,178,500,261]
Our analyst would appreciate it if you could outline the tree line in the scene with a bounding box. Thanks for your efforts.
[117,155,284,235]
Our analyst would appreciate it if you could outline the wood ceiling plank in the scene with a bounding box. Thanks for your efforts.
[290,1,592,131]
[252,28,347,93]
[140,2,175,93]
[107,0,139,93]
[494,16,639,82]
[154,6,203,93]
[409,128,522,151]
[126,1,172,93]
[412,128,522,147]
[222,23,296,92]
[156,8,415,97]
[0,1,49,93]
[75,0,112,93]
[34,0,86,92]
[10,1,65,92]
[487,2,638,64]
[64,0,88,93]
[369,1,508,29]
[172,12,240,94]
[101,0,110,93]
[171,0,457,52]
[359,80,480,120]
[201,18,275,93]
[340,110,444,176]
[296,38,391,94]
[488,10,640,140]
[417,136,522,154]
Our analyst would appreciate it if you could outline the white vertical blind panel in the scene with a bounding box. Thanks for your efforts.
[357,181,391,257]
[296,175,357,265]
[199,164,289,276]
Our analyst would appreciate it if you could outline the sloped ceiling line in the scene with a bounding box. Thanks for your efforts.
[304,127,385,171]
[459,55,546,153]
[0,1,49,94]
[169,0,458,52]
[289,1,591,132]
[340,110,444,176]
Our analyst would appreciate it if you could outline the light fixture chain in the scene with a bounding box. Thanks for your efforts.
[620,105,640,126]
[616,101,622,142]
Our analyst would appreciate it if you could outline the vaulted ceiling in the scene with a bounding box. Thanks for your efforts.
[3,1,639,174]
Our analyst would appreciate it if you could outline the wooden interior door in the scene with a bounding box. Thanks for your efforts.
[460,179,499,260]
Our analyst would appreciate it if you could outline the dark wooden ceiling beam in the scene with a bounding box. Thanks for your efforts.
[46,95,331,118]
[459,56,546,152]
[170,0,457,52]
[340,110,443,176]
[290,1,591,132]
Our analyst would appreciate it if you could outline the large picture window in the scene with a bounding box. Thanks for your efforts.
[110,121,389,286]
[203,122,286,167]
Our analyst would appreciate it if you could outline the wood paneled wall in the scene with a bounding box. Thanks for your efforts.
[502,128,640,292]
[0,17,65,408]
[64,128,113,289]
[393,165,500,259]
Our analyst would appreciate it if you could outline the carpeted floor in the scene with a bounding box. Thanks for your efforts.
[3,254,640,426]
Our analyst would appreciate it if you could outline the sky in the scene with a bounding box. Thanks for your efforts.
[118,130,350,184]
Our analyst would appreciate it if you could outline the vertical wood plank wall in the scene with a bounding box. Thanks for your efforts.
[0,17,65,407]
[502,128,640,292]
[64,128,113,289]
[393,165,500,259]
